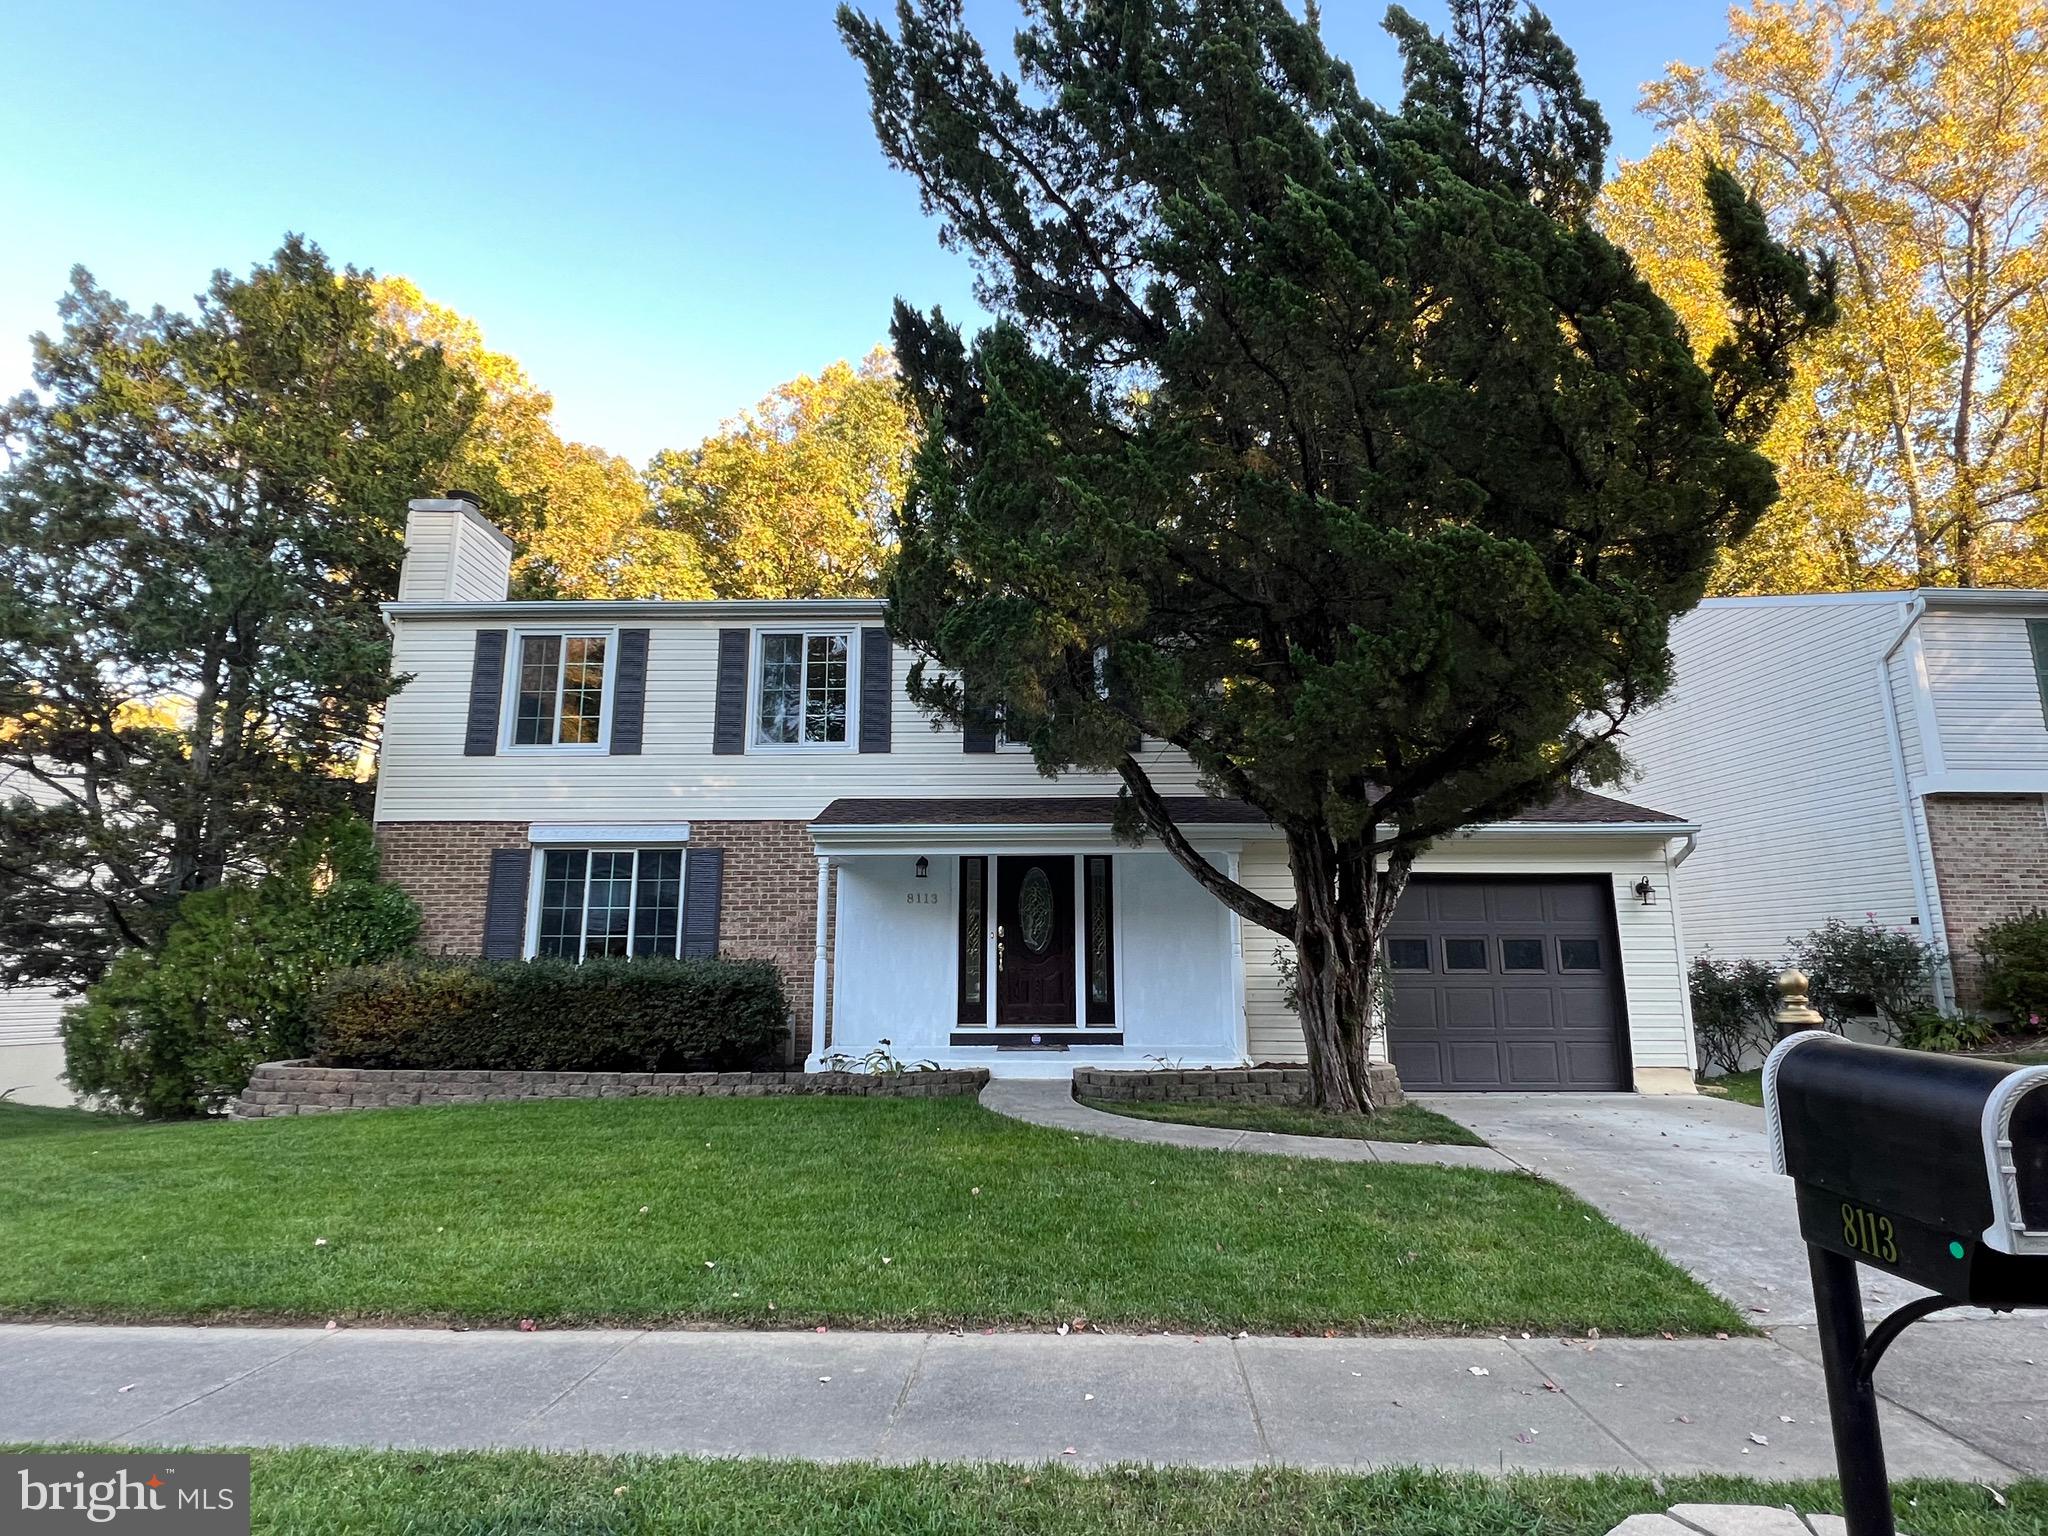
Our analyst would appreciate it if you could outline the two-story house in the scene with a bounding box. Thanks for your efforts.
[372,497,1706,1093]
[1624,590,2048,1011]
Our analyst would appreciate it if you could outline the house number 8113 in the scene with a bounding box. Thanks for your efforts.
[905,891,940,905]
[1841,1201,1898,1264]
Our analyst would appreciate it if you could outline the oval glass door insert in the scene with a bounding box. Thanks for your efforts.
[1018,866,1055,953]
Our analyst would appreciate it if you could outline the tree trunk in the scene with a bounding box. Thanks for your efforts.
[1286,827,1390,1113]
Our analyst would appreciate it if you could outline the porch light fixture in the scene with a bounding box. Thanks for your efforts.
[1633,876,1657,906]
[915,856,930,879]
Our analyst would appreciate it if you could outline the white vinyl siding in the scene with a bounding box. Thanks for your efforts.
[1921,611,2048,772]
[1624,597,1924,965]
[0,985,64,1050]
[1236,834,1694,1073]
[375,616,1208,823]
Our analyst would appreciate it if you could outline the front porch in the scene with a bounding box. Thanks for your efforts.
[806,798,1262,1076]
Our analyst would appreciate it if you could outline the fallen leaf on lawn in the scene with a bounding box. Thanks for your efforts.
[1749,1433,1769,1446]
[1057,1323,1071,1336]
[1660,1332,1676,1341]
[1778,1415,1794,1423]
[1586,1328,1601,1340]
[704,1261,717,1269]
[325,1320,340,1332]
[613,1487,628,1497]
[1063,1447,1077,1456]
[815,1326,828,1334]
[881,1257,892,1265]
[313,1238,328,1248]
[638,1206,649,1215]
[819,1376,831,1384]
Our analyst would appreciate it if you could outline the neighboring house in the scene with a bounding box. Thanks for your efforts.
[1623,590,2048,1012]
[372,497,1704,1093]
[0,768,73,1106]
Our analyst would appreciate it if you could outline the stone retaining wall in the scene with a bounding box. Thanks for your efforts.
[1072,1064,1403,1109]
[229,1060,990,1118]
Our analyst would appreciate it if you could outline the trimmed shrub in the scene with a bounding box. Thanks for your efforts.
[1894,1006,1996,1054]
[311,955,790,1072]
[61,815,420,1118]
[1977,909,2048,1029]
[1688,954,1783,1074]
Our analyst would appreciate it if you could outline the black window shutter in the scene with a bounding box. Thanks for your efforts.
[682,848,724,958]
[610,628,650,755]
[713,629,749,755]
[858,627,892,753]
[464,629,508,757]
[482,848,529,959]
[962,703,998,754]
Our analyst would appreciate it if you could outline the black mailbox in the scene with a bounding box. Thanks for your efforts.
[1761,996,2048,1536]
[1767,1030,2048,1306]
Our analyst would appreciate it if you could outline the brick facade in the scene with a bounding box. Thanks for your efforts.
[375,819,825,1061]
[1925,794,2048,1010]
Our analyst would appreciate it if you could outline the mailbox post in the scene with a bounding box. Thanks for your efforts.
[1764,971,2048,1536]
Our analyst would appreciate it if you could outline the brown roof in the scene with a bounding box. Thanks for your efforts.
[812,789,1687,829]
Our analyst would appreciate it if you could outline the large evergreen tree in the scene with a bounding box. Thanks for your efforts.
[842,0,1833,1109]
[0,238,477,994]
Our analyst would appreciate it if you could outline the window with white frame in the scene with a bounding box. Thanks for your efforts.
[753,629,851,747]
[533,847,685,959]
[512,632,609,746]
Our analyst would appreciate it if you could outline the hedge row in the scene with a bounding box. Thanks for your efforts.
[311,956,789,1073]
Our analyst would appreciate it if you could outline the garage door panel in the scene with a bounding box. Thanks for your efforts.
[1546,884,1607,923]
[1447,1040,1505,1087]
[1490,884,1547,922]
[1385,877,1626,1092]
[1505,1042,1565,1085]
[1441,988,1499,1028]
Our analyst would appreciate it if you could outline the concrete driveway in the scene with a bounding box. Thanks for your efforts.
[1428,1091,2048,1475]
[1424,1094,1817,1323]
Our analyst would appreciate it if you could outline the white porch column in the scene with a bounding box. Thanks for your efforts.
[809,854,831,1068]
[1227,850,1248,1062]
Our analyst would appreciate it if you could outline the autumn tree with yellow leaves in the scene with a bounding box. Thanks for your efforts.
[1603,0,2048,591]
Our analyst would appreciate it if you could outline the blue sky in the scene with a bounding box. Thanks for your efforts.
[2,1,1732,465]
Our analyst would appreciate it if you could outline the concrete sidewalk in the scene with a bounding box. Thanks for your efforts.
[1,1322,2035,1478]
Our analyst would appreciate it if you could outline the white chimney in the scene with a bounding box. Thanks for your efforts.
[398,494,514,603]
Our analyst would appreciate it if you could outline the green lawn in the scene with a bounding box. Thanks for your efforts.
[1077,1096,1484,1145]
[0,1094,1739,1336]
[17,1448,2035,1536]
[1699,1070,1764,1107]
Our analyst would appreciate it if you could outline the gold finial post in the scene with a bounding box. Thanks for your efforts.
[1773,968,1823,1037]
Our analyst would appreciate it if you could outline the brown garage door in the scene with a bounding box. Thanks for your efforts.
[1384,877,1627,1092]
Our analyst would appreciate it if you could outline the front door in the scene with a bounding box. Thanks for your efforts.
[996,855,1075,1026]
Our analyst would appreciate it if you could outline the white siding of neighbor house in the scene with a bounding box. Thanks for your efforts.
[1236,832,1695,1074]
[1920,610,2048,773]
[374,614,1211,824]
[1623,597,1924,966]
[0,766,74,1104]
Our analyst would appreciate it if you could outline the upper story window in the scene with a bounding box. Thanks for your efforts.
[754,629,852,748]
[513,632,608,747]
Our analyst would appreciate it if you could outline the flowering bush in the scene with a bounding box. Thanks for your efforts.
[1977,910,2048,1029]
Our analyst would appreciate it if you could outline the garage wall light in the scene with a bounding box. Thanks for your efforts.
[1633,876,1657,905]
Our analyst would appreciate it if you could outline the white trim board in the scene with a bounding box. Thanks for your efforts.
[528,823,692,844]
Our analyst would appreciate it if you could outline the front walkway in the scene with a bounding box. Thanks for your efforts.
[980,1078,1521,1170]
[0,1322,2026,1477]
